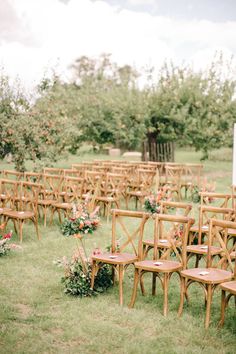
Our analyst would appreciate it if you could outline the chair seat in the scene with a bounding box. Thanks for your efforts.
[0,207,12,214]
[91,252,138,265]
[38,199,56,206]
[228,228,236,237]
[135,259,182,273]
[181,268,233,284]
[126,191,148,197]
[220,280,236,295]
[96,196,118,202]
[52,202,72,209]
[190,225,209,233]
[3,210,35,219]
[186,245,222,255]
[143,239,172,249]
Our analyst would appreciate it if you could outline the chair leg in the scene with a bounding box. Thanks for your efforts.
[219,290,226,327]
[129,268,140,308]
[118,265,124,306]
[140,273,145,296]
[18,220,24,243]
[205,284,213,329]
[163,273,170,317]
[90,260,97,289]
[33,217,40,240]
[152,273,157,296]
[178,277,186,317]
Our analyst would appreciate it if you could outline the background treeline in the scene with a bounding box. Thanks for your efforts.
[0,53,236,171]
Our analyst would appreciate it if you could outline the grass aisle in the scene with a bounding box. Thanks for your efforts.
[0,149,235,353]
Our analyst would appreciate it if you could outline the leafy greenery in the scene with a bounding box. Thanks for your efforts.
[1,52,236,170]
[61,259,113,297]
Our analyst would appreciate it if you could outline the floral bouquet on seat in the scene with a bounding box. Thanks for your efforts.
[144,186,170,214]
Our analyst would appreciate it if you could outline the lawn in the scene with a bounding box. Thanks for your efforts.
[0,149,235,354]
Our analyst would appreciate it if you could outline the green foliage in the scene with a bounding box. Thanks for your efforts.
[1,52,235,169]
[61,260,113,297]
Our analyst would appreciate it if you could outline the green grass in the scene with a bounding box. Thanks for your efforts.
[0,149,235,354]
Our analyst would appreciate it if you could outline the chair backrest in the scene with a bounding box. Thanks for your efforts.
[183,164,203,187]
[137,169,156,191]
[197,205,234,243]
[161,201,192,216]
[64,176,84,202]
[62,169,82,178]
[152,214,195,268]
[165,165,183,186]
[20,181,42,213]
[0,179,19,208]
[42,174,64,199]
[102,173,127,197]
[2,170,23,181]
[43,167,64,175]
[24,172,43,184]
[207,218,236,275]
[111,209,148,256]
[84,171,103,195]
[199,192,231,208]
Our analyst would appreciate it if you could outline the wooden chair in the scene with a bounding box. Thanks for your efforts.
[126,169,157,209]
[50,176,84,224]
[219,230,236,326]
[95,173,127,222]
[199,192,231,208]
[37,174,63,226]
[181,164,203,198]
[90,209,148,305]
[142,201,192,259]
[187,206,234,267]
[129,214,194,316]
[0,179,17,221]
[164,165,183,201]
[178,218,235,328]
[3,181,41,242]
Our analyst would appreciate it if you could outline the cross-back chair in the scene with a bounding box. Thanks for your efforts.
[181,164,203,198]
[90,209,148,305]
[187,205,234,267]
[126,169,157,209]
[164,165,183,201]
[24,172,43,184]
[178,218,235,328]
[37,174,63,226]
[95,173,127,222]
[142,201,192,259]
[219,226,236,326]
[50,176,84,224]
[3,181,41,242]
[129,214,194,316]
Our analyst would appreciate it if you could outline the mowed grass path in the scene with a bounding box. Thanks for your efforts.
[0,149,235,353]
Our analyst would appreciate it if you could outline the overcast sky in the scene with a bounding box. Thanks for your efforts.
[0,0,236,92]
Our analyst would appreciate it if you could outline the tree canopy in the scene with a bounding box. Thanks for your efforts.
[0,53,235,170]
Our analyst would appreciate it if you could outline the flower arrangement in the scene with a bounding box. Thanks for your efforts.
[0,226,22,256]
[191,179,216,204]
[58,202,112,297]
[55,250,113,297]
[144,187,169,214]
[61,203,100,237]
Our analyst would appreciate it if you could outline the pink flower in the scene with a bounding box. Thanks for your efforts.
[3,231,12,239]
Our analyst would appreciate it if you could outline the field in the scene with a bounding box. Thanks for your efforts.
[0,149,235,354]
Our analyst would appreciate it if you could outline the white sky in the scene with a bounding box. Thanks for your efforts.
[0,0,236,93]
